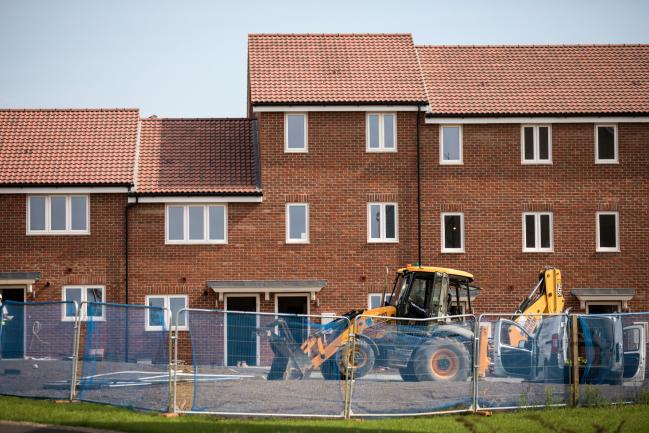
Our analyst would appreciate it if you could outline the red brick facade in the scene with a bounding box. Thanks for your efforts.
[3,115,646,318]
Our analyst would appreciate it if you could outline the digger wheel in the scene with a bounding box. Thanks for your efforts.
[320,339,375,380]
[412,338,469,382]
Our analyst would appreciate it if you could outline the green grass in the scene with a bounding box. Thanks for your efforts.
[0,396,648,433]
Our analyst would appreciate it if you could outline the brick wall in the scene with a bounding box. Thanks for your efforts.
[0,193,127,304]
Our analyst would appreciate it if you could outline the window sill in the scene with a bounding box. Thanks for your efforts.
[367,239,399,244]
[440,161,463,165]
[521,161,553,165]
[595,160,619,165]
[286,240,310,244]
[441,249,465,254]
[284,148,308,153]
[165,240,228,245]
[596,248,621,253]
[522,249,554,253]
[366,148,397,153]
[27,231,90,236]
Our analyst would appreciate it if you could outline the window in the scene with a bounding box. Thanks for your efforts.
[440,125,462,164]
[595,125,618,163]
[441,212,464,253]
[586,302,621,314]
[286,203,309,243]
[285,113,307,152]
[522,212,553,252]
[368,293,392,309]
[62,285,104,321]
[27,195,89,234]
[367,113,396,151]
[146,295,188,331]
[165,204,227,244]
[368,203,398,243]
[597,212,619,252]
[522,125,552,164]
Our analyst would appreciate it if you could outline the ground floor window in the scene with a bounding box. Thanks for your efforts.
[62,286,105,321]
[145,295,188,330]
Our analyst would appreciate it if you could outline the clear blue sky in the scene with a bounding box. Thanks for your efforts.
[1,0,648,118]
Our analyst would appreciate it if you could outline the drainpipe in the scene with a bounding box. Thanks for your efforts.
[124,191,137,362]
[416,106,422,265]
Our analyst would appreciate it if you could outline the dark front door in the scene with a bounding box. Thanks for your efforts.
[0,288,25,359]
[277,296,308,344]
[226,296,257,367]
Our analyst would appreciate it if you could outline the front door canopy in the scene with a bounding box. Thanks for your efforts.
[208,280,326,302]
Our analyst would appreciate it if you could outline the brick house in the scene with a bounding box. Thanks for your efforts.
[1,34,648,364]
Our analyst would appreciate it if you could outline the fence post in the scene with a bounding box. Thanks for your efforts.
[167,308,175,414]
[69,301,82,401]
[571,314,580,407]
[472,315,480,412]
[343,317,357,419]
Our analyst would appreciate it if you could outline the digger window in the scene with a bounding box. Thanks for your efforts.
[403,273,448,318]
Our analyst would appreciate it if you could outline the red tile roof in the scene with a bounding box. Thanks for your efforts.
[248,34,428,105]
[416,45,649,116]
[136,118,260,195]
[0,109,139,185]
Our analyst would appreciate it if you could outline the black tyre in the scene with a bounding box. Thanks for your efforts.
[399,362,417,382]
[319,339,376,380]
[412,338,470,382]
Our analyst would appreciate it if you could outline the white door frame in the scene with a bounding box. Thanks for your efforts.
[223,293,260,367]
[0,286,27,359]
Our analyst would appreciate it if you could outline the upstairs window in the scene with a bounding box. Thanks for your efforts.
[146,295,188,331]
[597,212,619,252]
[285,113,307,152]
[166,204,227,244]
[27,195,89,234]
[441,212,464,253]
[440,125,462,164]
[368,203,398,243]
[596,125,618,163]
[523,212,553,252]
[367,113,396,151]
[522,125,552,164]
[286,203,309,243]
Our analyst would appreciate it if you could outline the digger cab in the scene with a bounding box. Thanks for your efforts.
[388,265,474,319]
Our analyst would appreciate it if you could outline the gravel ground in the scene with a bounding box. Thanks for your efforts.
[2,359,648,417]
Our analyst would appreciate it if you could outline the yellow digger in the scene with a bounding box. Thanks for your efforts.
[262,265,564,382]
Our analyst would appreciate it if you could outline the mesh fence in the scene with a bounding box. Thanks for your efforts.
[0,301,78,400]
[576,312,649,406]
[348,314,476,416]
[475,313,572,410]
[76,302,171,412]
[175,309,352,417]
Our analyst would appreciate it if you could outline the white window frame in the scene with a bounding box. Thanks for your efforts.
[521,125,552,164]
[145,295,188,331]
[165,204,228,245]
[368,293,392,309]
[596,211,620,252]
[366,112,397,152]
[522,212,554,253]
[585,301,622,314]
[439,125,463,165]
[284,113,308,153]
[367,202,399,243]
[275,293,311,316]
[441,212,465,253]
[61,285,105,321]
[285,203,309,244]
[595,124,618,164]
[27,195,90,235]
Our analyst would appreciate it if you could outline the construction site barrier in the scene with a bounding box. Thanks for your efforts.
[0,301,78,400]
[348,314,476,416]
[576,312,649,406]
[2,301,649,418]
[173,308,352,417]
[75,302,172,412]
[475,313,572,410]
